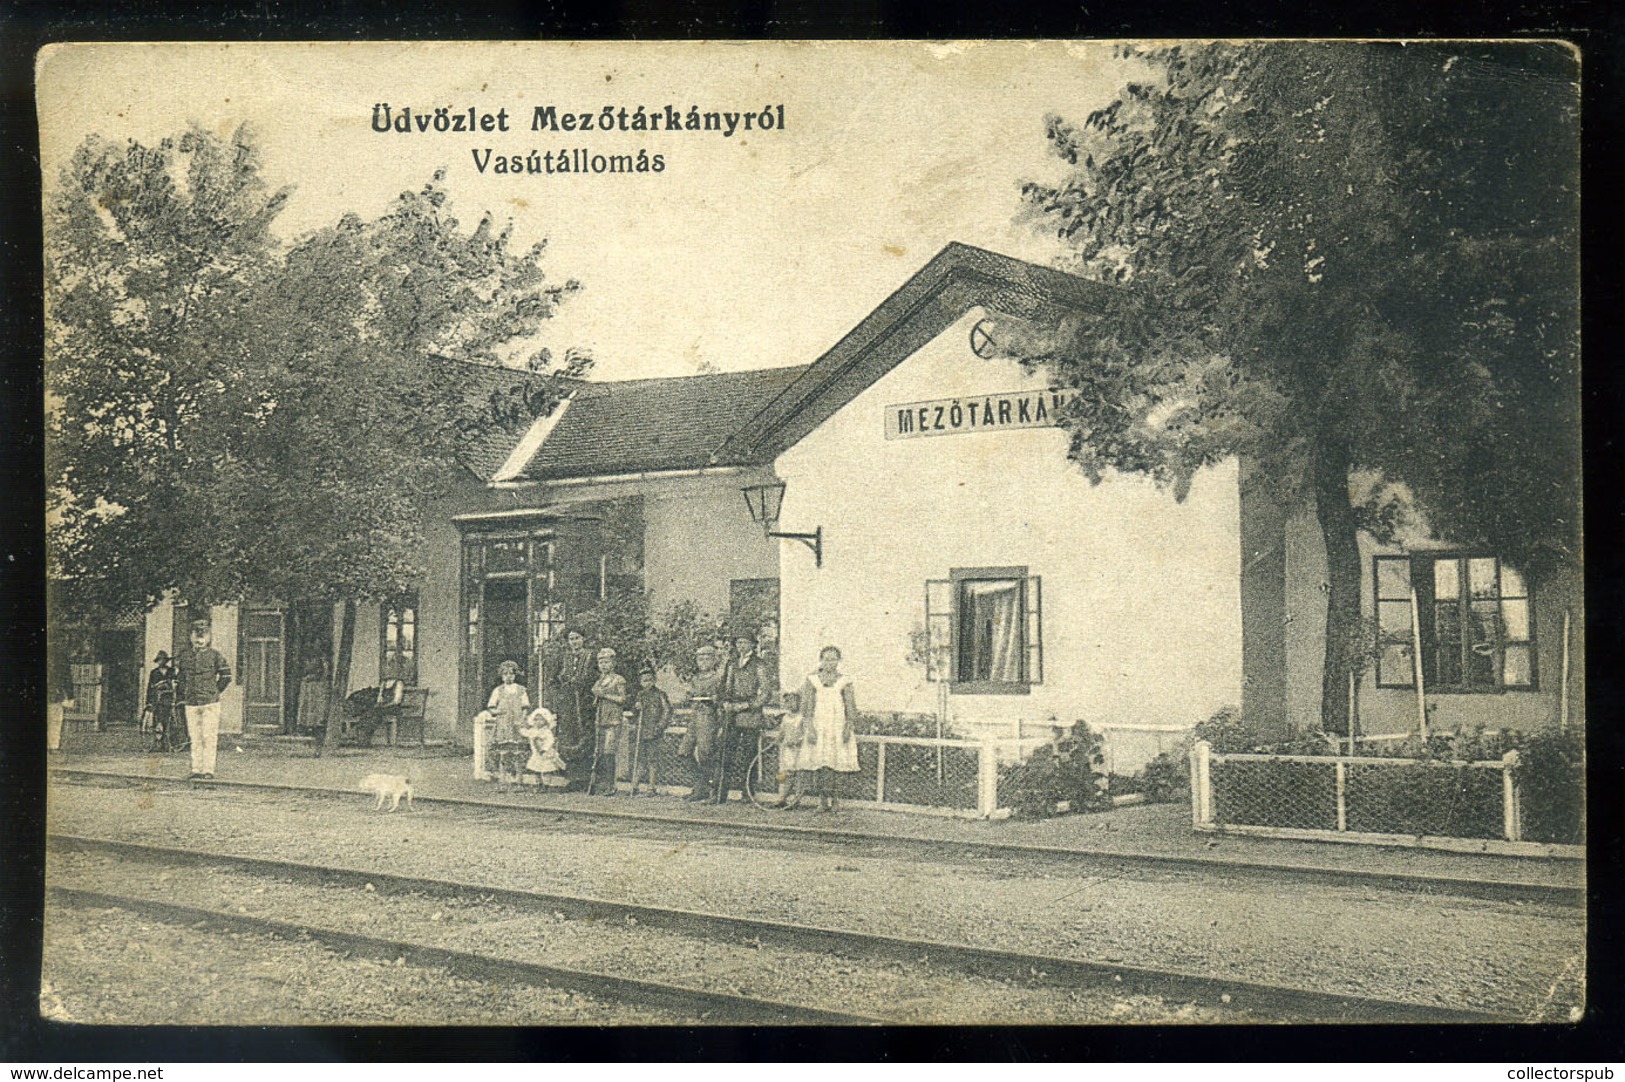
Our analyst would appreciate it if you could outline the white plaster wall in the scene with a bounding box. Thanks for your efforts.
[143,600,174,715]
[624,471,781,617]
[774,308,1243,734]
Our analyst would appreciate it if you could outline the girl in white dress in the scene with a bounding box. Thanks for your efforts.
[798,645,860,812]
[519,707,568,780]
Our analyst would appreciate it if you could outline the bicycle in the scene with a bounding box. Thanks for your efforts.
[149,703,189,754]
[744,721,804,810]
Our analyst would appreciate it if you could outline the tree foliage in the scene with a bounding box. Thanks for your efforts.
[1016,43,1579,732]
[46,125,585,615]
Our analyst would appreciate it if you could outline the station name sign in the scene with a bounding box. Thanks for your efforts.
[885,388,1074,440]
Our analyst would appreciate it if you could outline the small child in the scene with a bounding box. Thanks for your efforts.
[519,706,567,782]
[627,665,672,794]
[771,690,808,808]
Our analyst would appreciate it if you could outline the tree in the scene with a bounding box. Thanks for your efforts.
[46,126,586,742]
[1015,42,1579,734]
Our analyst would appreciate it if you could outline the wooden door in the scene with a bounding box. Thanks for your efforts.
[242,609,286,733]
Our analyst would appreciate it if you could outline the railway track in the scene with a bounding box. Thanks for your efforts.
[50,767,1582,908]
[48,884,877,1026]
[47,832,1516,1024]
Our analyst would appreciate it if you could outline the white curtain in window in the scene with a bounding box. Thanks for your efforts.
[966,579,1022,682]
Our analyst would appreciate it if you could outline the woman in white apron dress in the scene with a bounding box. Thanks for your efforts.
[798,645,860,812]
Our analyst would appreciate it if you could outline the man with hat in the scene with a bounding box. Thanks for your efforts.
[588,646,628,795]
[679,643,723,801]
[179,618,232,779]
[714,628,773,804]
[142,651,180,750]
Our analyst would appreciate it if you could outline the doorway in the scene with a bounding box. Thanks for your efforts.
[480,579,531,694]
[97,630,141,727]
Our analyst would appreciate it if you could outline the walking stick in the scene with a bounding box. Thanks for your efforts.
[629,706,646,796]
[714,705,733,803]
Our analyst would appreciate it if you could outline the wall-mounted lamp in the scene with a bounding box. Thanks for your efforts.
[741,481,823,568]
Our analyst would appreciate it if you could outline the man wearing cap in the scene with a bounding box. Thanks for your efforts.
[179,619,232,779]
[589,647,627,795]
[679,643,723,801]
[714,630,773,804]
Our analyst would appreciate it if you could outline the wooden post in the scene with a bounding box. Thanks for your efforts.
[977,734,998,818]
[875,739,888,804]
[1409,583,1428,741]
[1347,671,1358,755]
[1191,740,1213,828]
[1502,750,1522,842]
[1559,610,1572,733]
[1335,760,1348,832]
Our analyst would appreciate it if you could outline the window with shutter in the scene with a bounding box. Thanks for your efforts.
[1374,554,1536,692]
[925,567,1043,693]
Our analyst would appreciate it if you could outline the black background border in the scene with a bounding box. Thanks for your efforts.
[3,0,1621,1064]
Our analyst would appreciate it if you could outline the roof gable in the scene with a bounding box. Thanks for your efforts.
[711,243,1114,464]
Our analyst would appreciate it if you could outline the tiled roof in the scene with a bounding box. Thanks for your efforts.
[509,366,809,482]
[427,359,538,480]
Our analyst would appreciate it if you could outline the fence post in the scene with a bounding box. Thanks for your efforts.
[1502,750,1522,842]
[875,740,887,804]
[977,734,998,818]
[1190,740,1213,828]
[1335,760,1348,832]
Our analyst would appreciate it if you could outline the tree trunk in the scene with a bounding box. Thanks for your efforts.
[317,599,356,757]
[1314,438,1362,736]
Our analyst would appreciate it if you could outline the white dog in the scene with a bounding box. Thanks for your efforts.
[358,772,413,812]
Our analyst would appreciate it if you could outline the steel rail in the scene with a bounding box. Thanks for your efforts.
[50,832,1517,1024]
[47,884,884,1026]
[51,767,1583,908]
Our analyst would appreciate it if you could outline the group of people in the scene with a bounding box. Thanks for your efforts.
[478,625,862,812]
[141,618,233,779]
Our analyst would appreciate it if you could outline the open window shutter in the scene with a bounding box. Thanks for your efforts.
[924,579,954,683]
[1023,576,1043,685]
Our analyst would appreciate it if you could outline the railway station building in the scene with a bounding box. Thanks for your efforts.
[88,243,1580,767]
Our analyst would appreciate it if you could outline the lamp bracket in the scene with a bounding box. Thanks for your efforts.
[767,525,823,569]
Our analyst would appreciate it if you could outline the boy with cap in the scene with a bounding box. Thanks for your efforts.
[179,619,232,778]
[625,664,672,794]
[589,647,627,795]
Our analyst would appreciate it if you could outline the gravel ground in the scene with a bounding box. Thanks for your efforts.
[48,849,1239,1025]
[41,896,685,1026]
[45,778,1587,1022]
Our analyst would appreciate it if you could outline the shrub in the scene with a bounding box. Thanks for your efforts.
[1133,750,1191,804]
[1516,730,1584,844]
[854,711,945,738]
[998,722,1112,819]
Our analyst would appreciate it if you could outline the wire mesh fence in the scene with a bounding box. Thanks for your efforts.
[1192,741,1531,845]
[475,709,1068,817]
